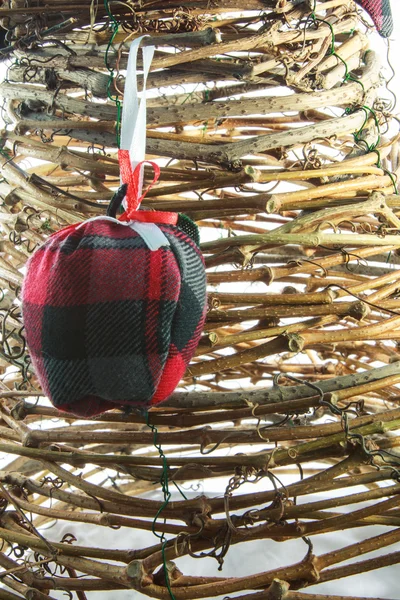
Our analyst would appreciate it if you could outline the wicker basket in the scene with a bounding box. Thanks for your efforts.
[0,1,399,598]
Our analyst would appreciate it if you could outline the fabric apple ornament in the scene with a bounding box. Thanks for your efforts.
[356,0,393,37]
[21,38,207,417]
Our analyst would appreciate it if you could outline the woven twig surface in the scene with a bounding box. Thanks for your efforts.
[0,1,399,598]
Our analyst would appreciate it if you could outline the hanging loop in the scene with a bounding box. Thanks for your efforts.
[119,36,157,212]
[118,151,161,214]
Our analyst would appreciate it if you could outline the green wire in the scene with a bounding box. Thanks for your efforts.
[309,7,398,194]
[350,105,381,151]
[103,0,122,147]
[384,169,399,194]
[172,479,188,500]
[146,412,177,600]
[181,83,200,105]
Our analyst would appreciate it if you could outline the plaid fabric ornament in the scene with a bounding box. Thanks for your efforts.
[357,0,393,37]
[22,204,206,417]
[21,37,207,417]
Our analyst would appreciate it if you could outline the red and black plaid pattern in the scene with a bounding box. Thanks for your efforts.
[22,219,207,417]
[357,0,393,37]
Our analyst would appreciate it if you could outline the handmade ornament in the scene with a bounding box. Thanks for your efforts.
[356,0,393,37]
[22,38,207,417]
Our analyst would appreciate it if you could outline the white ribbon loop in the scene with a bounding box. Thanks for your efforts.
[117,36,167,251]
[78,38,165,250]
[120,36,155,198]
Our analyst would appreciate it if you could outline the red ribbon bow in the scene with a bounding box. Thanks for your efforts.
[118,149,178,225]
